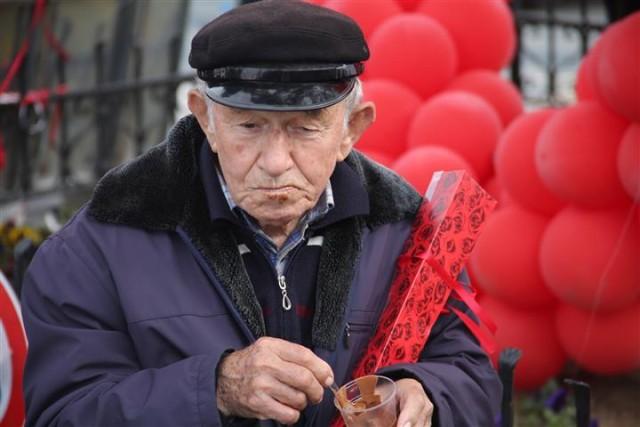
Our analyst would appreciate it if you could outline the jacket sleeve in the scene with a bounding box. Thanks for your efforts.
[378,270,502,427]
[21,233,225,427]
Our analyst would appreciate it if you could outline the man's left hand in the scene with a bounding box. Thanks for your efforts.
[395,378,434,427]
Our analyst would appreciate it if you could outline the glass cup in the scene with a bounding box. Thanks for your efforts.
[334,375,398,427]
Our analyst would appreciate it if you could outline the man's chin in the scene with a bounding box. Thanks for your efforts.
[249,204,310,227]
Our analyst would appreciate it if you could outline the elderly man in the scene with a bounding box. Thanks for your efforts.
[21,1,501,426]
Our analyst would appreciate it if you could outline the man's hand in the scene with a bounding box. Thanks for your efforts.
[216,337,334,425]
[396,378,434,427]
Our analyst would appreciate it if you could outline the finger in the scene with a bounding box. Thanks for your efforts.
[403,399,433,427]
[271,340,334,385]
[263,379,309,411]
[419,393,434,427]
[396,392,424,427]
[251,391,301,426]
[423,401,434,427]
[417,406,432,427]
[273,360,325,404]
[397,401,421,427]
[249,339,325,403]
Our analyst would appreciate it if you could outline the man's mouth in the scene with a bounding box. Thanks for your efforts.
[257,185,296,192]
[256,186,297,203]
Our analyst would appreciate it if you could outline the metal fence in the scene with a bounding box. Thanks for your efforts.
[0,0,192,218]
[509,0,638,105]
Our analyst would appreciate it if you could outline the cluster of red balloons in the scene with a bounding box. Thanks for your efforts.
[309,1,640,389]
[471,11,640,388]
[318,0,521,193]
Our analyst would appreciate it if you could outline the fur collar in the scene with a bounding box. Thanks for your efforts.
[88,115,421,350]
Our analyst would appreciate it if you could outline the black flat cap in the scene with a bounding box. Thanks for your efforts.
[189,0,369,111]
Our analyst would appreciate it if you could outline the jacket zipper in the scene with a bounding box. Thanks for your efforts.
[272,224,309,312]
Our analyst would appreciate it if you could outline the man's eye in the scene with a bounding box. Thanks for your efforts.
[241,123,258,129]
[299,127,319,133]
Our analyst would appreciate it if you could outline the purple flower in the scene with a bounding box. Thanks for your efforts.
[544,388,568,412]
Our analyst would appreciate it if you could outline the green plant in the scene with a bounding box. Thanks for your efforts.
[515,380,577,427]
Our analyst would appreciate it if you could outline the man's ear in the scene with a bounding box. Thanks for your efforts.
[338,101,376,161]
[188,89,217,151]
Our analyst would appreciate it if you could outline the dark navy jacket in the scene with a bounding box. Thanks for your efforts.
[21,116,501,426]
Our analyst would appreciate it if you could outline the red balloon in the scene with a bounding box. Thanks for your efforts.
[358,79,422,159]
[482,176,501,204]
[407,91,502,181]
[391,145,476,195]
[595,12,640,122]
[395,0,423,11]
[482,175,512,210]
[575,38,605,103]
[470,206,557,309]
[617,123,640,202]
[447,70,523,127]
[480,296,566,391]
[540,206,640,312]
[495,109,565,216]
[575,54,594,102]
[358,149,395,168]
[323,0,402,39]
[367,14,457,99]
[536,102,630,208]
[556,302,640,375]
[418,0,515,72]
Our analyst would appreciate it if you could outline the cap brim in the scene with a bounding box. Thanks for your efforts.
[204,79,355,111]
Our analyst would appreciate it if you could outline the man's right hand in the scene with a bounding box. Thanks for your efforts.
[216,337,335,425]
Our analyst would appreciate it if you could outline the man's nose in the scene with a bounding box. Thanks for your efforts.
[258,129,294,177]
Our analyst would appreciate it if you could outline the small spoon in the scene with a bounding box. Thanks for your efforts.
[330,382,350,408]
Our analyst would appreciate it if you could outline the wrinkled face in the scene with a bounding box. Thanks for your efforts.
[205,102,354,229]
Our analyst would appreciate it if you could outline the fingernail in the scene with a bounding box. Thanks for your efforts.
[325,376,334,387]
[403,423,412,427]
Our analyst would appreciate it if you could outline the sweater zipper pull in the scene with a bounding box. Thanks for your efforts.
[278,275,292,311]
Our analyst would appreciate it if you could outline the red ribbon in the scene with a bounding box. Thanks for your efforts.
[0,0,48,95]
[449,306,497,355]
[19,83,67,106]
[0,132,6,170]
[44,24,70,62]
[397,251,497,355]
[426,258,497,355]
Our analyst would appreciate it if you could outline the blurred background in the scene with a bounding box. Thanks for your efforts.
[0,0,639,426]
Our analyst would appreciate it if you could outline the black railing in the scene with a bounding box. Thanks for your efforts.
[510,0,639,105]
[0,0,191,212]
